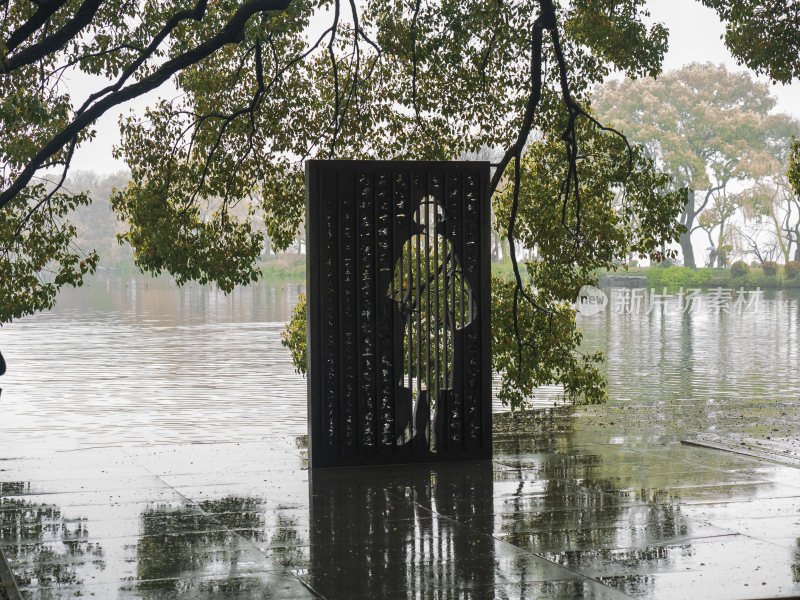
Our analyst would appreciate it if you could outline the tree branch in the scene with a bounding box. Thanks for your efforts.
[3,0,103,73]
[3,0,70,54]
[0,0,291,212]
[75,0,210,116]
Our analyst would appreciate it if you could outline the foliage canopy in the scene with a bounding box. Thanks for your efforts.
[2,0,799,405]
[700,0,800,84]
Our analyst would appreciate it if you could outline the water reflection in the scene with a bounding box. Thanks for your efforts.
[580,286,800,403]
[492,412,800,598]
[307,462,498,598]
[0,274,308,454]
[0,484,103,591]
[134,503,301,598]
[3,279,800,455]
[3,415,800,599]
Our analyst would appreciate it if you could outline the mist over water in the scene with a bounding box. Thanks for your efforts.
[1,274,799,455]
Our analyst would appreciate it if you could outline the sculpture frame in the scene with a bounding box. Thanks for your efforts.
[306,160,491,468]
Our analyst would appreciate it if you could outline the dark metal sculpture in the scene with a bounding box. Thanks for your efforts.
[306,160,491,467]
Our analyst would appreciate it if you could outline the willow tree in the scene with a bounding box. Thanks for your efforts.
[0,0,792,404]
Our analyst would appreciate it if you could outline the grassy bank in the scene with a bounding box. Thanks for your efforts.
[97,256,800,290]
[596,265,800,289]
[650,265,800,289]
[260,254,306,281]
[258,256,532,283]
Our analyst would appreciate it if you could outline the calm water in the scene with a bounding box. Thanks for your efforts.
[1,274,799,454]
[579,286,800,404]
[0,275,308,454]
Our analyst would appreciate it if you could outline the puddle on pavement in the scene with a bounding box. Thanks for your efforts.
[0,420,798,599]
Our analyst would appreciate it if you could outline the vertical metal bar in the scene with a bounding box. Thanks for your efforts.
[388,171,397,449]
[376,170,393,450]
[449,183,457,389]
[323,166,340,456]
[443,181,449,392]
[394,169,412,448]
[358,170,377,452]
[305,161,321,466]
[397,176,404,391]
[339,167,358,458]
[433,183,440,411]
[459,176,465,334]
[424,178,432,450]
[415,190,422,438]
[479,164,493,456]
[393,171,402,448]
[407,207,413,400]
[459,168,466,444]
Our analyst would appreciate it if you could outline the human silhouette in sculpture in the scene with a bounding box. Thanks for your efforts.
[388,199,475,451]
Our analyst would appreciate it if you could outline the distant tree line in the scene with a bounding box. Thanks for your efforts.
[594,63,800,269]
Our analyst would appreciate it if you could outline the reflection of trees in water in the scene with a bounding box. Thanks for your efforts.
[136,505,230,582]
[136,500,263,586]
[136,497,304,596]
[197,496,304,567]
[308,462,495,598]
[0,482,102,590]
[495,413,691,598]
[264,513,305,568]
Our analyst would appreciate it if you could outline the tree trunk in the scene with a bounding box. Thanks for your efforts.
[768,205,789,263]
[679,189,696,268]
[793,228,800,262]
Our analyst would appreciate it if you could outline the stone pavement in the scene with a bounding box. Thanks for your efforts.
[1,413,800,599]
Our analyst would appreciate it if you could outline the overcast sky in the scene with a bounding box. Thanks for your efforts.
[67,0,800,174]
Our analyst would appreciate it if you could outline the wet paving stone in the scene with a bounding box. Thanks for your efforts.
[3,422,800,598]
[542,533,800,597]
[17,571,313,600]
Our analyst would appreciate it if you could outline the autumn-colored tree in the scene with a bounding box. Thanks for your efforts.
[740,139,800,263]
[594,63,799,267]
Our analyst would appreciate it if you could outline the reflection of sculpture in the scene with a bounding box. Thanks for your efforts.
[388,199,475,451]
[308,462,495,597]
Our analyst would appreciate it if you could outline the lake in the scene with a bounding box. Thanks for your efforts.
[1,273,798,455]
